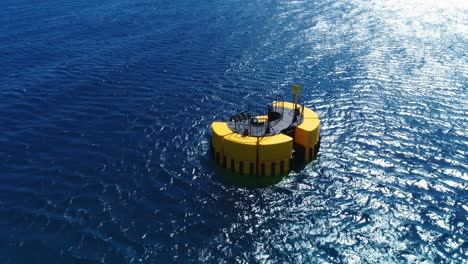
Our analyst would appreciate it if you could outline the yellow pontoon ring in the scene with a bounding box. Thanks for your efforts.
[210,84,320,178]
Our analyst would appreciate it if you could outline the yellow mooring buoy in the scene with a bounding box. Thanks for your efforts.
[210,84,320,181]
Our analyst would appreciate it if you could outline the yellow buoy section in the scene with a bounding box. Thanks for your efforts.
[211,126,294,176]
[211,122,233,165]
[224,133,257,175]
[296,118,320,161]
[277,101,320,162]
[258,134,293,177]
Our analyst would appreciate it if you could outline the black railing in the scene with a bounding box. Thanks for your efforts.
[229,105,265,136]
[227,95,306,137]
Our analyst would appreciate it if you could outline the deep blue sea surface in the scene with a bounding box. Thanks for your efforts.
[1,0,467,263]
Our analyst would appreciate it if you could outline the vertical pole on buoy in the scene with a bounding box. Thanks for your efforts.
[292,84,301,123]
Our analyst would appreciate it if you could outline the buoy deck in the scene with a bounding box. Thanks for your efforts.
[226,106,304,137]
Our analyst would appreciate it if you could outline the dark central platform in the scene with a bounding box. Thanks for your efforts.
[227,106,304,137]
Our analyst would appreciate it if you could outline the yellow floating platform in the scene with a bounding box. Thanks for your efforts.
[211,89,320,179]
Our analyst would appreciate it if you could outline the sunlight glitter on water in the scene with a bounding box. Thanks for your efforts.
[0,0,466,262]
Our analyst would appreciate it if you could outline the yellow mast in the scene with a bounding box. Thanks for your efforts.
[292,84,301,122]
[292,84,301,106]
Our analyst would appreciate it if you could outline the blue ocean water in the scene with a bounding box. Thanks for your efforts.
[1,0,467,262]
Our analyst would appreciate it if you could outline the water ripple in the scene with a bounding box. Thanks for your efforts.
[0,0,467,263]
